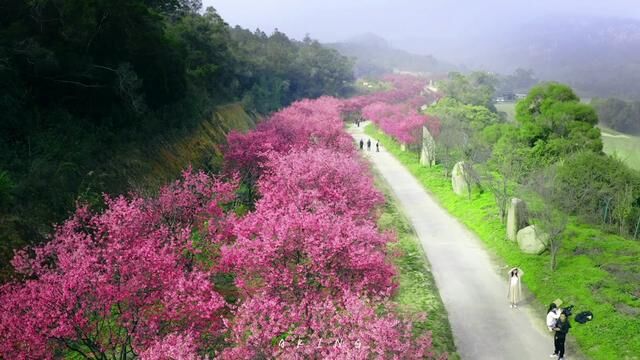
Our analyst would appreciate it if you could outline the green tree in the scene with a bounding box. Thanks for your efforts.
[169,7,236,100]
[426,97,501,132]
[553,151,640,235]
[438,71,497,111]
[483,125,528,222]
[523,168,568,271]
[515,83,602,166]
[495,68,538,94]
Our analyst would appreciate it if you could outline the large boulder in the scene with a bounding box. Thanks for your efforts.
[516,225,548,254]
[507,198,528,242]
[451,162,468,196]
[420,126,436,167]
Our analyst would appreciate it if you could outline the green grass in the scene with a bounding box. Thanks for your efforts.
[599,127,640,171]
[375,177,459,359]
[366,124,640,360]
[495,102,516,122]
[355,78,393,93]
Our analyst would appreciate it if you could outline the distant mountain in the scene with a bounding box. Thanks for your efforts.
[479,16,640,99]
[326,33,458,78]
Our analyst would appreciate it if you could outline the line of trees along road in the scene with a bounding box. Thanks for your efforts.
[0,0,354,280]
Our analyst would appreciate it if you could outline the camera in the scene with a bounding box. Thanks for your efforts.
[562,304,574,316]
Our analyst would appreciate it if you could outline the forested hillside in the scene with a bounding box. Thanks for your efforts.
[327,33,456,78]
[477,16,640,100]
[0,0,354,280]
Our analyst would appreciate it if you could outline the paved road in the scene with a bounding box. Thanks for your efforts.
[350,123,553,360]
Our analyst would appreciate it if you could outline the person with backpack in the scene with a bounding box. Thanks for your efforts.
[552,313,571,359]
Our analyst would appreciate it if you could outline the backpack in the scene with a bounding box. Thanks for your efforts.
[575,311,593,324]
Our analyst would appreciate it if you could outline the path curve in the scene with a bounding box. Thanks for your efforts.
[350,123,552,360]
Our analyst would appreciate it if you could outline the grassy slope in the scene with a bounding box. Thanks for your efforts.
[115,103,256,191]
[375,176,459,359]
[355,79,393,93]
[366,124,640,360]
[495,102,516,122]
[599,126,640,171]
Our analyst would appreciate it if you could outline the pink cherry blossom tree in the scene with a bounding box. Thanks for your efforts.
[359,76,442,145]
[0,170,236,359]
[220,291,441,359]
[257,148,384,220]
[225,97,353,180]
[1,77,446,359]
[222,204,396,300]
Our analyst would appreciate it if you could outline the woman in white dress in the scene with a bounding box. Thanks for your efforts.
[507,267,524,308]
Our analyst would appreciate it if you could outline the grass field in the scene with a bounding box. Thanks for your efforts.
[355,78,392,93]
[366,123,640,360]
[376,177,459,359]
[599,127,640,171]
[494,102,516,122]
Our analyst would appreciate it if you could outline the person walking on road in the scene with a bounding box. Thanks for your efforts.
[366,138,371,151]
[359,138,364,150]
[552,313,571,359]
[376,140,380,152]
[507,267,524,308]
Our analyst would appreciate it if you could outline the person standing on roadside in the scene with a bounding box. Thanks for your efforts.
[507,267,524,308]
[552,313,571,359]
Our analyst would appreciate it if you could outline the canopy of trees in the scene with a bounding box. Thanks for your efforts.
[426,97,501,132]
[438,72,497,111]
[494,68,539,95]
[515,82,602,166]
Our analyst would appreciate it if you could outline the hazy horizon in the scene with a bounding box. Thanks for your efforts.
[206,0,640,64]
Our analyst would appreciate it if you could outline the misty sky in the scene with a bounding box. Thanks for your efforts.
[205,0,640,62]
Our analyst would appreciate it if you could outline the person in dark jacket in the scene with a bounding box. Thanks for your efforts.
[359,138,364,150]
[552,313,571,359]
